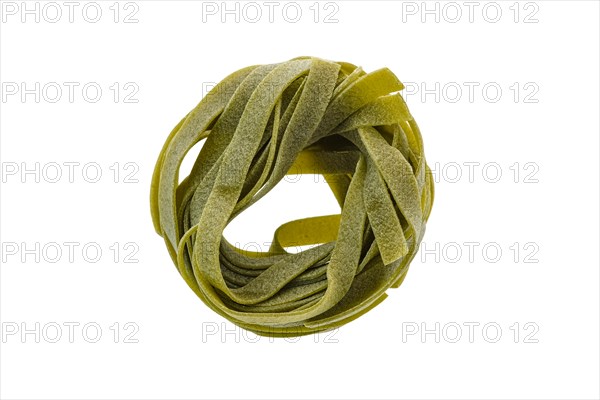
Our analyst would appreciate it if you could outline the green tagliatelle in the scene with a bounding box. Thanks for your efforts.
[150,57,434,337]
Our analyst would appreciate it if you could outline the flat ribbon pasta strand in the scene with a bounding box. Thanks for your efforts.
[150,57,435,337]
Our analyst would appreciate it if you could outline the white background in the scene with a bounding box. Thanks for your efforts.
[1,1,599,399]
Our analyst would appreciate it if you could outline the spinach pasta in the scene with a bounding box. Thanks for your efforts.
[150,57,434,337]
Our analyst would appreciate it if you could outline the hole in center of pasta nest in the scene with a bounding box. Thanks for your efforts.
[223,174,341,255]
